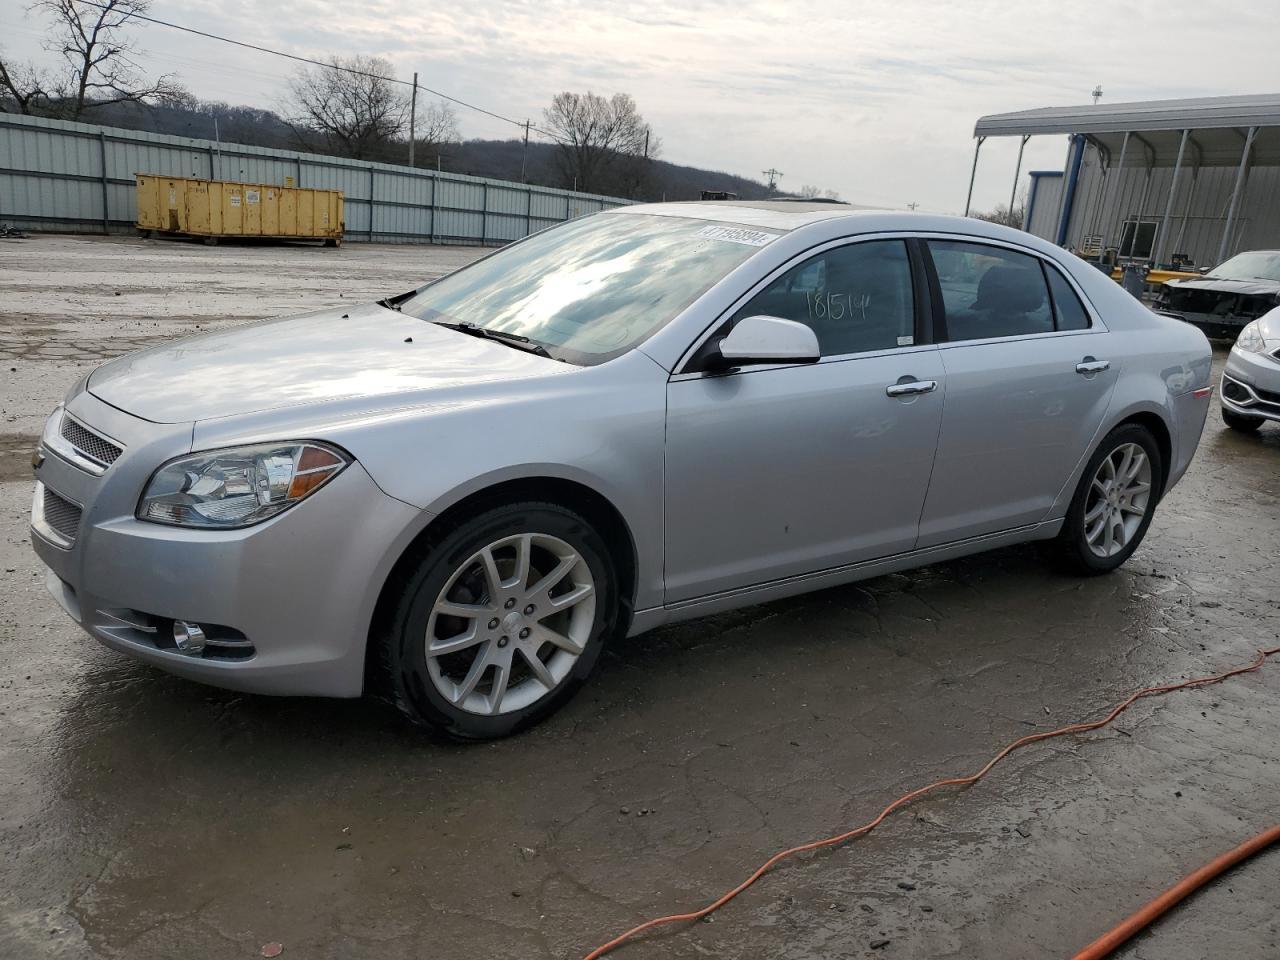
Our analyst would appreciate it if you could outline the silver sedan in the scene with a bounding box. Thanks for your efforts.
[31,203,1213,738]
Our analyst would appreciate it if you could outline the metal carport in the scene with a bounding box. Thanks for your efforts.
[967,93,1280,269]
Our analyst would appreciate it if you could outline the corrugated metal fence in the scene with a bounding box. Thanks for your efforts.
[0,113,630,244]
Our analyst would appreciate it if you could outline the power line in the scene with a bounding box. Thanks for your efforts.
[71,0,560,140]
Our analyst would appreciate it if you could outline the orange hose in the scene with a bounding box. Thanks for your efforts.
[581,645,1280,960]
[1071,823,1280,960]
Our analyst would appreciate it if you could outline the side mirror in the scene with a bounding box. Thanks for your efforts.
[713,315,820,368]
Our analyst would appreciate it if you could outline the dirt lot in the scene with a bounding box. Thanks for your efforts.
[2,234,1279,960]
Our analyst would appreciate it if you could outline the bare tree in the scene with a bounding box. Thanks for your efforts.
[798,184,841,201]
[972,200,1027,228]
[0,55,57,114]
[409,99,459,168]
[6,0,184,119]
[542,91,655,194]
[286,55,408,160]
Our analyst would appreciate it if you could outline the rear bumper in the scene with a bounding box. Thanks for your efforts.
[31,392,420,697]
[1221,348,1280,423]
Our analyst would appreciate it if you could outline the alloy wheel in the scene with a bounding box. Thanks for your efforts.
[424,533,596,716]
[1083,442,1153,558]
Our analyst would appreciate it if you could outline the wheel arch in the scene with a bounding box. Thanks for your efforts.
[366,473,640,684]
[1110,408,1173,497]
[1048,401,1175,523]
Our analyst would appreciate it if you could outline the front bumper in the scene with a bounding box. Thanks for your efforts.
[1155,310,1250,341]
[1221,347,1280,423]
[30,391,421,697]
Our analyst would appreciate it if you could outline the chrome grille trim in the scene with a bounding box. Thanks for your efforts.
[32,482,82,548]
[60,413,124,468]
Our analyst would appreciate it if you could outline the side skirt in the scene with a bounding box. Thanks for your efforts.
[627,519,1063,636]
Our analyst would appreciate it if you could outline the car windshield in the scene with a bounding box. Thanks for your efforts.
[1207,251,1280,282]
[398,213,778,364]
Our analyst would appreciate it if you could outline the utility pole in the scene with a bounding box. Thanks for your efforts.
[762,167,783,193]
[906,201,919,210]
[213,116,221,181]
[520,119,530,182]
[1092,84,1103,105]
[408,71,419,167]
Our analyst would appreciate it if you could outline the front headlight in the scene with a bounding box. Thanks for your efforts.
[138,442,349,528]
[1234,320,1269,354]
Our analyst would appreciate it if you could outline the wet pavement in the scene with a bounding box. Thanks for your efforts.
[2,235,1279,960]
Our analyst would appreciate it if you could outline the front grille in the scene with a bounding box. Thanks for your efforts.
[1164,287,1277,321]
[60,415,123,466]
[42,487,83,542]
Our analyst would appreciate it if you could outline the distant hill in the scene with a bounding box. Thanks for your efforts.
[34,98,782,202]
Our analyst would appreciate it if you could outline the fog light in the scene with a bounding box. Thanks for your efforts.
[173,620,207,656]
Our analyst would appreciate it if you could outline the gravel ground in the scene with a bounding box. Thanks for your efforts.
[2,234,1279,960]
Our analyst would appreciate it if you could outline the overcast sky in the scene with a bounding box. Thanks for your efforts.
[4,0,1277,211]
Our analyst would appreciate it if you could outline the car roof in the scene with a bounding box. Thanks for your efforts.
[612,200,876,230]
[608,200,1061,251]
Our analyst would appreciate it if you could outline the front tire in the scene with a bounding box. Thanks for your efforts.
[1222,408,1263,433]
[1053,424,1163,575]
[374,502,617,739]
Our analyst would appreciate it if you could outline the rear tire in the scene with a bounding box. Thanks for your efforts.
[372,502,617,740]
[1222,408,1263,433]
[1053,424,1163,575]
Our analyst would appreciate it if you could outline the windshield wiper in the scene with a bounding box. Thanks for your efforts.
[434,321,553,358]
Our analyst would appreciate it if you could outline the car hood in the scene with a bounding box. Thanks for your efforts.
[88,302,566,423]
[1166,276,1280,296]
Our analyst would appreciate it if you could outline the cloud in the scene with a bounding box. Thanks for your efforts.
[4,0,1275,211]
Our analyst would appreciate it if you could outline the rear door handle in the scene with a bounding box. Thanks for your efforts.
[886,378,938,397]
[1075,357,1110,375]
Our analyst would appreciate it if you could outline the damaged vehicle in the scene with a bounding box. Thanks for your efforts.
[31,203,1213,739]
[1155,249,1280,339]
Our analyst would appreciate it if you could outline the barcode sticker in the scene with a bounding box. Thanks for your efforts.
[697,225,777,247]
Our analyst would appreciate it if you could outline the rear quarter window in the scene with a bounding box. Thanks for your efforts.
[1045,265,1092,331]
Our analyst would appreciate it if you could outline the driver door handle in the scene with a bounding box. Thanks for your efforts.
[1076,357,1111,375]
[886,378,938,397]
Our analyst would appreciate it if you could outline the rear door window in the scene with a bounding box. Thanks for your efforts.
[928,241,1053,341]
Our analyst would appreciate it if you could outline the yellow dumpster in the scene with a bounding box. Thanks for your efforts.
[136,175,344,246]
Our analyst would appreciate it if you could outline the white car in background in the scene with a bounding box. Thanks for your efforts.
[1220,306,1280,432]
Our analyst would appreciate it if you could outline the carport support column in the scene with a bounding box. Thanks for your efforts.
[1217,126,1258,265]
[963,136,985,216]
[1009,135,1029,221]
[1153,128,1188,267]
[1101,132,1129,248]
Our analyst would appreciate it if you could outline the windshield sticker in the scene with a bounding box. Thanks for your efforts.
[696,225,777,247]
